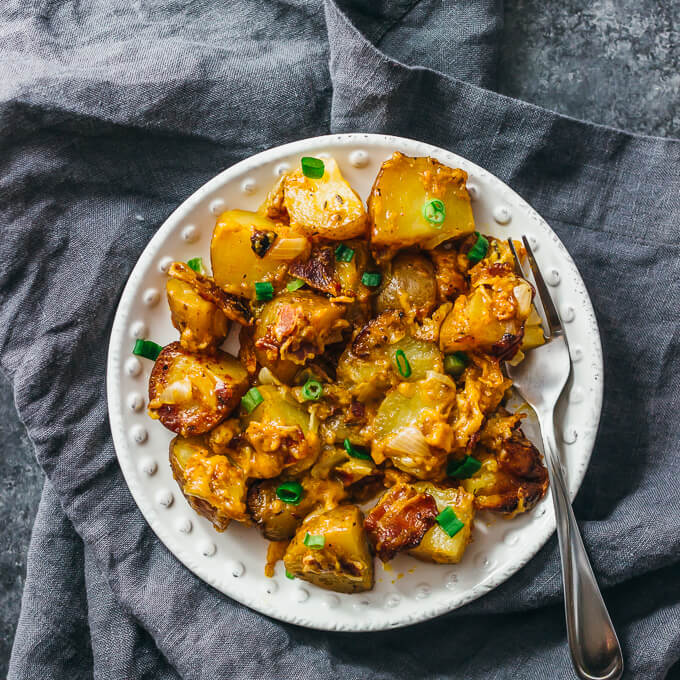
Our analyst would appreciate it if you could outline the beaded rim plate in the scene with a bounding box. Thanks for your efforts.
[107,133,603,631]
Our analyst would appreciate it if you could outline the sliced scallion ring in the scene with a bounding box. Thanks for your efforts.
[300,157,325,179]
[447,455,482,479]
[286,278,306,292]
[241,387,264,413]
[343,438,371,460]
[467,232,489,264]
[186,257,205,274]
[303,532,325,549]
[254,281,274,301]
[394,349,412,378]
[444,352,469,376]
[334,243,355,262]
[422,199,446,225]
[276,481,303,505]
[436,506,465,537]
[132,339,163,361]
[301,379,323,401]
[361,272,381,287]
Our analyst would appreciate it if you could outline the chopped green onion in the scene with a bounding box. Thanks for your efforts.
[361,272,381,287]
[286,278,306,292]
[301,379,323,401]
[394,349,412,378]
[444,352,469,376]
[422,199,446,226]
[254,281,274,301]
[132,339,163,361]
[186,257,205,274]
[301,157,325,179]
[447,455,482,479]
[467,232,489,264]
[303,532,325,550]
[343,438,371,460]
[276,481,303,505]
[436,506,465,537]
[285,569,295,579]
[335,243,355,262]
[241,387,264,413]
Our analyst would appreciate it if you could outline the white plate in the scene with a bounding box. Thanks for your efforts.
[107,133,603,631]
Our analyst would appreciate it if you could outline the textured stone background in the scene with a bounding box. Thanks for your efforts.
[1,0,678,672]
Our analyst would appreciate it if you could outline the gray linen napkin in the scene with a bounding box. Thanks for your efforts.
[2,1,679,678]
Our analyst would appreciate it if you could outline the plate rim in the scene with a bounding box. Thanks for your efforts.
[107,132,604,631]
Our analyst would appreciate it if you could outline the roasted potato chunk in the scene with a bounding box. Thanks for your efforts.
[170,435,248,530]
[211,210,310,299]
[148,342,249,436]
[283,505,374,593]
[372,373,457,479]
[254,291,348,382]
[408,483,475,564]
[247,475,346,541]
[264,157,367,240]
[462,411,549,515]
[167,278,229,352]
[336,311,444,401]
[241,384,320,475]
[364,483,438,561]
[368,152,475,257]
[375,252,437,319]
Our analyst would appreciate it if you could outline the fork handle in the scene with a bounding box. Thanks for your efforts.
[538,416,624,680]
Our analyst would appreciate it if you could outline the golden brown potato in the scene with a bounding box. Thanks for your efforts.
[287,246,341,296]
[430,247,467,301]
[375,252,437,319]
[148,342,249,436]
[168,262,252,326]
[166,278,229,352]
[372,373,457,479]
[253,291,348,382]
[263,157,368,240]
[211,210,310,299]
[408,483,475,564]
[462,411,549,516]
[364,483,438,561]
[170,435,248,530]
[240,384,320,475]
[283,505,374,593]
[368,152,475,257]
[336,312,444,402]
[247,475,346,541]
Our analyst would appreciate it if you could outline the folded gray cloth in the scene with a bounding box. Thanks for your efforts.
[3,1,680,678]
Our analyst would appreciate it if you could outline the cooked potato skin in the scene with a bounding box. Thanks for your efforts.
[375,252,437,319]
[283,505,374,593]
[368,152,475,257]
[148,342,249,436]
[170,435,248,531]
[408,483,475,564]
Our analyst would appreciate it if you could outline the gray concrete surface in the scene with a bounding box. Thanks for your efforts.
[1,0,678,672]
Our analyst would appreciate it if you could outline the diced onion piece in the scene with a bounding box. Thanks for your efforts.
[513,281,533,318]
[258,367,280,385]
[158,377,194,405]
[267,237,309,261]
[424,370,456,388]
[386,426,431,460]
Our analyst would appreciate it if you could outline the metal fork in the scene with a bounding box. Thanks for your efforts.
[507,237,623,680]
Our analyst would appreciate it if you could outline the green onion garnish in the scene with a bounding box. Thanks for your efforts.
[436,506,465,537]
[132,339,163,361]
[187,257,205,274]
[444,352,469,376]
[241,387,264,413]
[394,349,412,378]
[335,243,355,262]
[343,438,371,460]
[447,455,482,479]
[301,157,325,179]
[286,278,306,292]
[301,379,323,401]
[285,568,295,579]
[254,281,274,301]
[422,199,446,226]
[303,532,325,549]
[276,481,303,505]
[467,232,489,264]
[361,272,381,287]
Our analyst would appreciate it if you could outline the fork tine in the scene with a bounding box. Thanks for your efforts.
[507,238,526,278]
[521,236,564,337]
